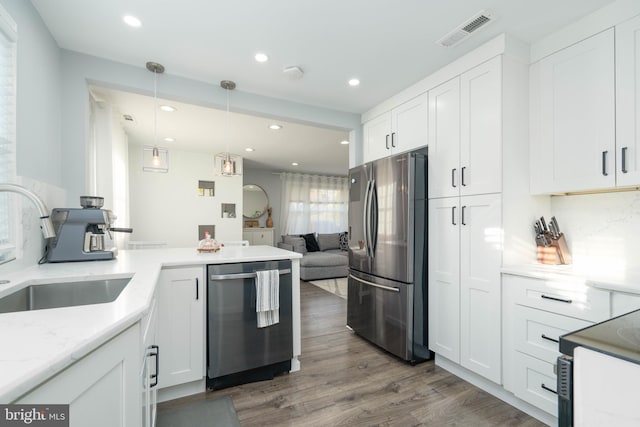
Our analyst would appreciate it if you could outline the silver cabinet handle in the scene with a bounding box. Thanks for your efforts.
[451,206,457,226]
[622,147,629,174]
[385,134,390,150]
[451,168,457,188]
[461,206,466,226]
[349,274,400,293]
[391,132,396,148]
[461,166,467,186]
[209,269,291,281]
[602,151,609,176]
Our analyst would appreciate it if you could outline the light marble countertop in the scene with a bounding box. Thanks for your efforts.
[501,264,640,295]
[0,246,302,402]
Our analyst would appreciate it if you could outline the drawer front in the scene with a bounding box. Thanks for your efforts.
[508,275,610,322]
[513,351,558,416]
[515,305,592,363]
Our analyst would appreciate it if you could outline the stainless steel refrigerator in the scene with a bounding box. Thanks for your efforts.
[347,149,430,363]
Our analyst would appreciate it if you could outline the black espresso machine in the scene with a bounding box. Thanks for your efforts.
[46,196,132,262]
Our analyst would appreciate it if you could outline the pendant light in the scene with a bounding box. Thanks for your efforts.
[215,80,242,176]
[143,61,169,173]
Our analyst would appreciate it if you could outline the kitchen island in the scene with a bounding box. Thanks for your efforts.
[0,246,302,404]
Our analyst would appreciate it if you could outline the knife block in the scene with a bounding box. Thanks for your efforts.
[536,234,572,265]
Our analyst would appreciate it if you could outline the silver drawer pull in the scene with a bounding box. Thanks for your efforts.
[210,268,291,281]
[349,274,400,293]
[541,294,572,304]
[541,334,559,344]
[541,383,557,395]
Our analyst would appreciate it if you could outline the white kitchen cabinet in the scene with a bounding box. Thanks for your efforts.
[16,324,141,427]
[427,76,460,199]
[157,266,205,389]
[428,56,502,198]
[428,197,461,362]
[141,298,159,427]
[616,15,640,187]
[428,193,502,383]
[243,227,274,246]
[530,29,616,194]
[362,94,427,163]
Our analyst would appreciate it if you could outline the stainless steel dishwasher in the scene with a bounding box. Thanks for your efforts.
[207,260,293,390]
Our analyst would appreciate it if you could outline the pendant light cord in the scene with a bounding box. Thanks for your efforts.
[153,69,158,147]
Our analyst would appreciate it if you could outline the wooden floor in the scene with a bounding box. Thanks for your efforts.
[159,282,546,426]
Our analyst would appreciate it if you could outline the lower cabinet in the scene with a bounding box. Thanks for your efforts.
[243,228,274,246]
[16,324,141,427]
[428,193,502,384]
[157,266,205,389]
[141,298,159,427]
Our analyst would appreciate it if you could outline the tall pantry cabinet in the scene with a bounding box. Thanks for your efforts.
[427,50,533,385]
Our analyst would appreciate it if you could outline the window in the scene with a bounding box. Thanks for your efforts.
[281,173,348,234]
[0,5,17,263]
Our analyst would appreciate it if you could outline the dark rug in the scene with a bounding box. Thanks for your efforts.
[157,396,241,427]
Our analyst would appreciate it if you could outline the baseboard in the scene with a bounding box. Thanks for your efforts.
[435,355,556,427]
[158,378,206,403]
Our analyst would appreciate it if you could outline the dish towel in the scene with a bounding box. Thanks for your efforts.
[255,269,280,328]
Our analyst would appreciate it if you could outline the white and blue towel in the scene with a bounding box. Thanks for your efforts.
[255,269,279,328]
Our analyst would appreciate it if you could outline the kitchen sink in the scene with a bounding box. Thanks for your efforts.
[0,278,131,314]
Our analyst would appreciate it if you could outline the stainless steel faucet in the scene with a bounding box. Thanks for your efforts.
[0,183,56,239]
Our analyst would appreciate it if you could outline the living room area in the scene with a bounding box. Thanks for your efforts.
[243,168,349,298]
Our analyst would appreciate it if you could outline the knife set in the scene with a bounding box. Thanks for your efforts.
[534,216,572,265]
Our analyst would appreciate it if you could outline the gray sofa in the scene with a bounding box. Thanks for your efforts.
[277,232,348,281]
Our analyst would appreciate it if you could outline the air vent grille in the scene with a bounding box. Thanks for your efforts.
[123,114,134,121]
[436,10,495,48]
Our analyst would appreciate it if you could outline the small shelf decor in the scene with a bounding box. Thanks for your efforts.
[198,180,215,197]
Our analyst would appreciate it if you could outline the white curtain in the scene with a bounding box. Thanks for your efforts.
[280,173,348,235]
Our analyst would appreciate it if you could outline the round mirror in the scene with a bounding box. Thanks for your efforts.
[243,184,269,219]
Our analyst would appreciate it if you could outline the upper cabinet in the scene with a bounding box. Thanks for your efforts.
[428,56,502,198]
[362,94,427,163]
[616,15,640,187]
[529,28,627,194]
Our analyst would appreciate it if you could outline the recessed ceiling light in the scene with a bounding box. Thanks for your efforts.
[291,162,299,166]
[160,105,176,112]
[245,148,254,152]
[123,15,141,27]
[348,78,360,86]
[340,140,350,145]
[164,137,175,142]
[254,53,269,63]
[269,124,282,130]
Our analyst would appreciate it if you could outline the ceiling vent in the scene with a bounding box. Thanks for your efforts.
[122,114,135,123]
[283,66,304,80]
[436,10,495,48]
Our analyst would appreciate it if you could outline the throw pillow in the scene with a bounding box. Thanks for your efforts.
[339,231,349,251]
[300,233,320,252]
[317,233,341,251]
[283,235,307,254]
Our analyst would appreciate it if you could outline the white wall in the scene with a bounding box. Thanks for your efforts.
[128,146,242,247]
[0,0,65,275]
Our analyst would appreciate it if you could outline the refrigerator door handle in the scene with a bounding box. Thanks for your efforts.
[349,274,400,293]
[369,179,378,257]
[363,179,372,256]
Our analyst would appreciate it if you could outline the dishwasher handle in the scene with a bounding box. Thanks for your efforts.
[209,268,291,281]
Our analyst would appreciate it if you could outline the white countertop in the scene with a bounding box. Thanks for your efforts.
[0,246,302,402]
[501,264,640,295]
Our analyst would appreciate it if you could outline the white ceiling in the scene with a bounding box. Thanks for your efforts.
[31,0,616,175]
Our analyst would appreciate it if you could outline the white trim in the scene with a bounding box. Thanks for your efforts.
[0,3,17,41]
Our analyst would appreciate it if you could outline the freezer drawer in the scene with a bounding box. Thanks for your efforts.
[347,272,413,360]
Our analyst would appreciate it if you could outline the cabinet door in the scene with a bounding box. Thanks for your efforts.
[362,113,392,163]
[428,197,460,362]
[253,229,274,246]
[428,77,461,199]
[158,267,205,389]
[459,193,502,384]
[17,325,140,427]
[391,94,428,155]
[530,29,615,194]
[616,15,640,187]
[460,56,502,196]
